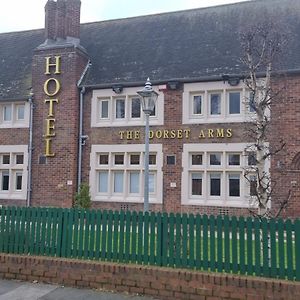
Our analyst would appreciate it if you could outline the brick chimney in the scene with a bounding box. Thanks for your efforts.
[43,0,81,45]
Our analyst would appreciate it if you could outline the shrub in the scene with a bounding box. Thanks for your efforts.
[74,183,91,209]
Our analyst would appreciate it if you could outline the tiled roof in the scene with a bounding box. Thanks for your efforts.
[0,0,300,100]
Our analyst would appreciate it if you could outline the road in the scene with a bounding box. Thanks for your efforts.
[0,279,158,300]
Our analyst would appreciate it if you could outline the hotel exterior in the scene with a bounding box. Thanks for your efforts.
[0,0,300,218]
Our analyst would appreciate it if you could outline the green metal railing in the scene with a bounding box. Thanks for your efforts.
[0,206,299,281]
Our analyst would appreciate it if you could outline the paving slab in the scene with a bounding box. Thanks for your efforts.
[0,280,158,300]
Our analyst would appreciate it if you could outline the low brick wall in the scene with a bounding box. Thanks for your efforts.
[0,254,299,300]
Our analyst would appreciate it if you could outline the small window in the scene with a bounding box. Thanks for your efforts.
[210,93,221,115]
[115,99,125,119]
[248,152,257,166]
[149,173,155,193]
[250,175,257,196]
[17,105,25,120]
[149,154,156,165]
[130,154,140,165]
[193,95,202,115]
[131,98,141,118]
[16,172,23,190]
[150,105,156,117]
[113,171,124,193]
[228,154,240,166]
[229,92,240,114]
[100,100,109,119]
[191,173,202,195]
[192,154,202,165]
[129,172,140,193]
[16,154,24,165]
[98,171,108,193]
[2,154,10,165]
[1,171,9,191]
[210,153,221,165]
[210,173,221,196]
[249,92,256,112]
[3,105,12,121]
[114,154,124,165]
[229,174,240,197]
[99,154,109,165]
[166,155,176,165]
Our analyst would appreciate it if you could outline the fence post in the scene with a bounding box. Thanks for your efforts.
[295,219,300,281]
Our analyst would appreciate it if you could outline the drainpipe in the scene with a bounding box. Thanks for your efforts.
[77,61,91,192]
[26,92,34,207]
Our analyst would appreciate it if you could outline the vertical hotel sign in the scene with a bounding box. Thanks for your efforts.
[43,56,61,157]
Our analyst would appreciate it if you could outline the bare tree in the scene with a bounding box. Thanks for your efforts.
[240,20,289,218]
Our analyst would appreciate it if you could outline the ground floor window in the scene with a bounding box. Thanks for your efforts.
[0,145,27,200]
[181,143,267,207]
[90,144,163,203]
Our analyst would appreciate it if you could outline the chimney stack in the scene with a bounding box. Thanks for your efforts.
[44,0,81,45]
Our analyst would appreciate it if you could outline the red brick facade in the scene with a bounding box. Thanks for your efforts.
[0,0,299,219]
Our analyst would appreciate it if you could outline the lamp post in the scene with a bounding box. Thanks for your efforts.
[137,78,158,212]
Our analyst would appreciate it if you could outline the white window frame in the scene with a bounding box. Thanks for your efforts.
[183,81,258,124]
[181,143,269,207]
[0,102,30,128]
[90,144,163,203]
[0,145,28,200]
[91,86,164,127]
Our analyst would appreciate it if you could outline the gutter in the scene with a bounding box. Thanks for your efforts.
[78,68,300,90]
[26,92,34,207]
[77,60,91,192]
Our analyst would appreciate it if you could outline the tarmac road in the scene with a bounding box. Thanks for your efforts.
[0,279,158,300]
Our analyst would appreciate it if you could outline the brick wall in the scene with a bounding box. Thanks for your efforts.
[0,254,299,300]
[30,47,88,207]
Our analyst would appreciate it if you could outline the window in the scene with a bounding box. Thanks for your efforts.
[16,105,25,120]
[249,175,257,196]
[90,144,163,203]
[249,92,256,113]
[210,173,221,196]
[228,154,240,166]
[210,93,221,115]
[0,102,28,128]
[183,82,249,124]
[3,105,11,121]
[2,154,10,164]
[229,92,241,114]
[115,98,125,119]
[193,95,202,115]
[16,154,24,165]
[182,143,265,207]
[210,153,221,165]
[191,173,202,195]
[131,98,141,118]
[15,172,23,190]
[248,152,257,166]
[0,146,27,200]
[228,174,240,197]
[100,100,109,119]
[192,154,202,165]
[1,171,9,191]
[92,86,164,127]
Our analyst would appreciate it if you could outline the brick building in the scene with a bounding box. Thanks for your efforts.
[0,0,300,217]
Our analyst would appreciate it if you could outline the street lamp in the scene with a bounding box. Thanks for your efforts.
[137,78,159,212]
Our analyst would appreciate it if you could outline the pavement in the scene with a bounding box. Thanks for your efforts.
[0,279,158,300]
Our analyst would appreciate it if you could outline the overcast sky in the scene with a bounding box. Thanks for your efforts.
[0,0,249,34]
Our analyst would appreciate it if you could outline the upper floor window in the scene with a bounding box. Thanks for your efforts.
[0,102,29,128]
[91,87,164,127]
[183,82,256,124]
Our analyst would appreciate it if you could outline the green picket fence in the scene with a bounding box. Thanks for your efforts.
[0,206,299,281]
